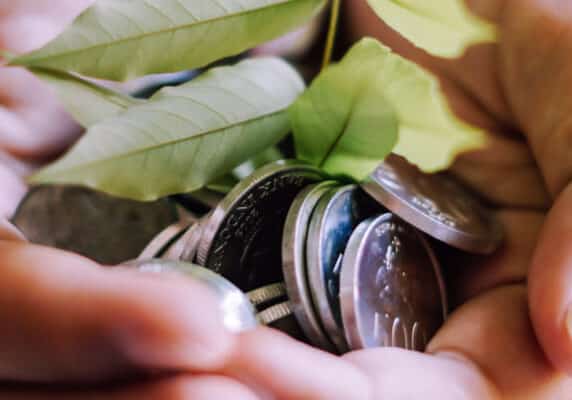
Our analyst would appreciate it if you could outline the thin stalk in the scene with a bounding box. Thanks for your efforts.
[321,0,341,70]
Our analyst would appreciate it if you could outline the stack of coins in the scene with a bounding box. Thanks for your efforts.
[13,156,503,355]
[131,156,503,354]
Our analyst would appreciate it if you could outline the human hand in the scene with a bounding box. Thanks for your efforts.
[330,0,572,397]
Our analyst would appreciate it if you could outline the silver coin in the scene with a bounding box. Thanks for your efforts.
[12,185,178,265]
[282,182,338,352]
[306,185,380,353]
[123,259,258,333]
[163,213,210,262]
[340,214,448,351]
[138,221,191,260]
[257,301,294,325]
[361,155,503,254]
[197,161,324,291]
[247,282,287,308]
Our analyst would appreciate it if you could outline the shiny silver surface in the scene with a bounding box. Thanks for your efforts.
[163,213,210,262]
[282,182,337,352]
[197,161,324,291]
[306,185,378,353]
[361,156,503,254]
[257,301,294,325]
[125,259,258,333]
[340,214,448,351]
[247,282,287,308]
[138,221,190,260]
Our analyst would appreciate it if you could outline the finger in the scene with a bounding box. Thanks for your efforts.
[429,285,572,398]
[0,220,25,241]
[224,327,370,400]
[0,242,235,383]
[0,375,260,400]
[529,183,572,374]
[443,210,544,306]
[0,163,26,218]
[344,348,497,399]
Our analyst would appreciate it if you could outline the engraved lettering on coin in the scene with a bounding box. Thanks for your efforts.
[340,214,448,351]
[362,155,503,254]
[198,161,323,291]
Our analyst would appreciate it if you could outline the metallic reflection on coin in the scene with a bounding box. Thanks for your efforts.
[340,214,448,351]
[163,213,210,262]
[257,301,293,325]
[138,221,191,260]
[282,182,338,353]
[12,185,178,265]
[247,282,287,308]
[124,259,258,333]
[361,155,503,254]
[197,161,324,291]
[307,185,380,353]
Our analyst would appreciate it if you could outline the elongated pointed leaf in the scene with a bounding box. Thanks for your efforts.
[366,0,497,58]
[292,38,486,179]
[31,57,305,200]
[32,68,139,127]
[12,0,325,81]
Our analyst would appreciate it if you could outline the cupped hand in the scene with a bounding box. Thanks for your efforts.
[334,0,572,397]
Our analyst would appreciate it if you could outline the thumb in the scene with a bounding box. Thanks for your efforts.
[529,183,572,374]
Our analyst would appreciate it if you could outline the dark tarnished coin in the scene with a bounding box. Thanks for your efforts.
[12,185,178,265]
[197,161,324,291]
[306,185,380,353]
[361,155,503,254]
[122,259,258,333]
[282,182,338,353]
[340,214,448,351]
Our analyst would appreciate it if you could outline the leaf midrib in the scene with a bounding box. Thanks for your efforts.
[17,0,313,64]
[41,109,286,176]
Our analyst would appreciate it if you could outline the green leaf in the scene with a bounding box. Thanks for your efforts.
[290,54,399,180]
[30,57,305,200]
[292,38,486,178]
[32,68,139,127]
[366,0,497,58]
[12,0,326,81]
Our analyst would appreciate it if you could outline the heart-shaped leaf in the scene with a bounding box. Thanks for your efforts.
[31,57,304,200]
[366,0,497,58]
[32,68,139,127]
[12,0,325,81]
[291,38,486,179]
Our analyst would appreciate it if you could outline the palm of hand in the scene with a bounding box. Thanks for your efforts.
[341,0,572,398]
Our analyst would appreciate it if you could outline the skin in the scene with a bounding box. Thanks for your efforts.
[1,0,572,398]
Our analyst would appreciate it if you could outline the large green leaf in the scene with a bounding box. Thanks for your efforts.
[12,0,325,81]
[31,57,304,200]
[291,38,486,179]
[366,0,497,58]
[32,68,139,127]
[290,51,399,180]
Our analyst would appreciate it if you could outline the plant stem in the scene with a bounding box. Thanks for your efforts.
[321,0,341,71]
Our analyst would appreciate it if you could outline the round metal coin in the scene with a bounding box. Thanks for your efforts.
[340,214,448,351]
[282,181,338,352]
[123,259,258,333]
[306,185,380,353]
[12,185,178,265]
[197,161,324,291]
[138,221,191,260]
[361,155,503,254]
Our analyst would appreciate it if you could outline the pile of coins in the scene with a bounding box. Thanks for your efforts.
[13,156,503,355]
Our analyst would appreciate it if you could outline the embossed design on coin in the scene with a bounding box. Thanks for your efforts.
[198,161,324,291]
[362,155,503,254]
[340,214,448,351]
[247,282,288,308]
[12,185,178,264]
